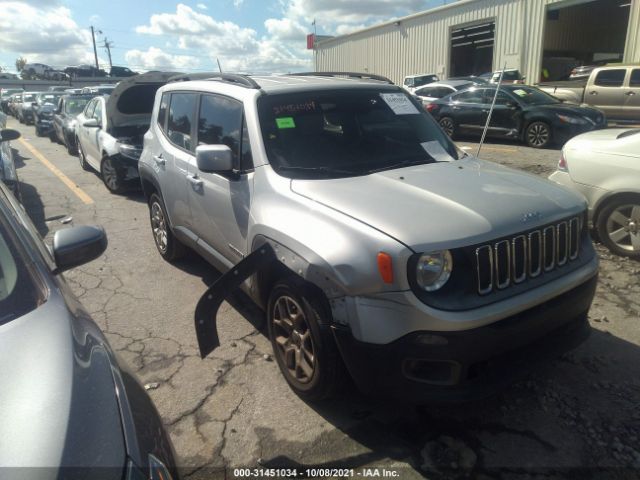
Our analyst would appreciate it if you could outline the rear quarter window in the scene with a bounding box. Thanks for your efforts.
[594,69,626,87]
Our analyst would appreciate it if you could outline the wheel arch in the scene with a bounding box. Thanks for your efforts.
[593,191,640,225]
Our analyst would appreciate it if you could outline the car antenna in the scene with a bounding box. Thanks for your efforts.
[216,58,223,73]
[476,62,507,158]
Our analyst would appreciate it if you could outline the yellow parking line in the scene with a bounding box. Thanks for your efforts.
[18,138,94,205]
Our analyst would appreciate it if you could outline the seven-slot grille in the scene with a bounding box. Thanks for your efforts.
[475,217,581,295]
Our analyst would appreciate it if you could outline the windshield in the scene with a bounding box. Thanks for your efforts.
[413,75,438,87]
[258,89,458,179]
[0,212,45,325]
[65,97,91,114]
[23,94,36,102]
[38,94,61,105]
[509,86,560,105]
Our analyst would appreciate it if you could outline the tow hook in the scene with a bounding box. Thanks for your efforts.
[194,244,276,358]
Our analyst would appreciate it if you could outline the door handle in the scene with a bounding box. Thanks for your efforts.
[589,91,598,95]
[153,154,165,166]
[626,91,636,96]
[187,174,203,188]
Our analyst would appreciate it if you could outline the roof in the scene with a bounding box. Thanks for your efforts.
[165,73,400,94]
[420,80,474,88]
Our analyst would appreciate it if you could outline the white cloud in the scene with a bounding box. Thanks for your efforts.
[287,0,426,26]
[196,3,207,10]
[133,4,312,73]
[0,2,97,68]
[125,47,200,71]
[233,0,244,7]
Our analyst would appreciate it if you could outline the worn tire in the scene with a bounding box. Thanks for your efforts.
[596,196,640,259]
[148,193,186,262]
[100,156,126,194]
[439,116,456,139]
[77,139,90,171]
[65,134,77,155]
[525,121,552,149]
[267,276,344,401]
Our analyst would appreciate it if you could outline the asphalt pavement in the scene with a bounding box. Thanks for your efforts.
[8,118,640,479]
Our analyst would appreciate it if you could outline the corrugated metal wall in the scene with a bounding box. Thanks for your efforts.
[314,0,640,85]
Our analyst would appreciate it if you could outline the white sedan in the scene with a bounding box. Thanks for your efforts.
[549,128,640,258]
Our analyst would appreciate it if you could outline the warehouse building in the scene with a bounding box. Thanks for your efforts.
[313,0,640,84]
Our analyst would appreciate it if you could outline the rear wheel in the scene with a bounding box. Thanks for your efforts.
[148,193,186,261]
[267,276,344,401]
[439,117,456,139]
[100,156,125,193]
[596,197,640,259]
[525,121,551,148]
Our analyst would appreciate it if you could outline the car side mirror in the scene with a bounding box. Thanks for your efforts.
[83,118,100,128]
[53,225,107,274]
[196,144,233,173]
[0,129,21,142]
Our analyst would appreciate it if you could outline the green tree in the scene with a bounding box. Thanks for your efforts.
[15,57,27,72]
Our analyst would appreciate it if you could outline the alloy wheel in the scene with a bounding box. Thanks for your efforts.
[605,204,640,253]
[102,158,120,191]
[271,295,316,384]
[527,123,549,147]
[150,201,168,253]
[440,118,454,137]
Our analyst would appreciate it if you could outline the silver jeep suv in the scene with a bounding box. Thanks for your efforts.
[139,73,598,402]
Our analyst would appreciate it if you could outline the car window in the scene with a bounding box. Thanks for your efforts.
[92,100,103,123]
[23,94,35,102]
[167,92,197,152]
[413,75,438,88]
[65,97,90,115]
[258,89,457,179]
[482,90,513,105]
[415,87,434,98]
[241,116,253,171]
[594,69,626,87]
[84,99,97,118]
[157,93,169,133]
[454,89,485,104]
[0,212,46,325]
[630,69,640,88]
[197,94,243,168]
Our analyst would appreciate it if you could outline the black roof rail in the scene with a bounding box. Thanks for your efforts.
[287,71,394,84]
[167,72,261,89]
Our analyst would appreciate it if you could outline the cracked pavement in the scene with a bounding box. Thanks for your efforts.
[8,118,640,479]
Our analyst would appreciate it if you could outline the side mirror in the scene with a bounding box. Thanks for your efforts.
[83,118,100,128]
[195,144,233,173]
[53,225,107,273]
[0,129,20,142]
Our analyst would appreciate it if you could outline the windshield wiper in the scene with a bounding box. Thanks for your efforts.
[276,165,359,177]
[366,157,435,174]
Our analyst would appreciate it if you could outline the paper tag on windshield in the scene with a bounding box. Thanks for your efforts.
[380,93,420,115]
[513,89,527,97]
[421,141,454,162]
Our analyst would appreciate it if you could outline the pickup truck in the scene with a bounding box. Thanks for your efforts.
[539,65,640,121]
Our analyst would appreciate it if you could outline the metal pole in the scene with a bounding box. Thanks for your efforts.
[104,39,113,70]
[476,62,507,158]
[91,26,99,69]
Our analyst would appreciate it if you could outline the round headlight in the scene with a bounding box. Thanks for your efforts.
[416,250,452,291]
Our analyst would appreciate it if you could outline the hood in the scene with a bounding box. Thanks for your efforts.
[535,103,604,123]
[290,158,585,251]
[0,295,125,474]
[106,70,182,128]
[564,128,640,157]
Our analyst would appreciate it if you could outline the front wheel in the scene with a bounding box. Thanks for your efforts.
[148,193,186,261]
[596,197,640,259]
[77,139,90,171]
[525,121,552,148]
[439,116,456,139]
[267,276,344,401]
[100,156,125,193]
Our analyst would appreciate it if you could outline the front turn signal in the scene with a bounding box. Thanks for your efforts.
[377,252,393,284]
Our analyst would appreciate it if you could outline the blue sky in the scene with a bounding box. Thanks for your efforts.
[0,0,451,74]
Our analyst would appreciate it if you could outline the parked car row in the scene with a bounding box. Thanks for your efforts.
[19,62,138,80]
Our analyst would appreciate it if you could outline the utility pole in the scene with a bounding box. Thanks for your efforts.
[103,38,114,69]
[90,26,100,69]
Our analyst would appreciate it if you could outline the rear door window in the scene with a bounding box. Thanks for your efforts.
[594,69,626,87]
[167,92,197,152]
[630,69,640,87]
[454,89,485,104]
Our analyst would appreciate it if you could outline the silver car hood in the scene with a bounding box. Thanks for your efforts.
[0,296,125,474]
[290,158,585,251]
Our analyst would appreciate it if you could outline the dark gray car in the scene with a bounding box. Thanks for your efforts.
[0,130,178,479]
